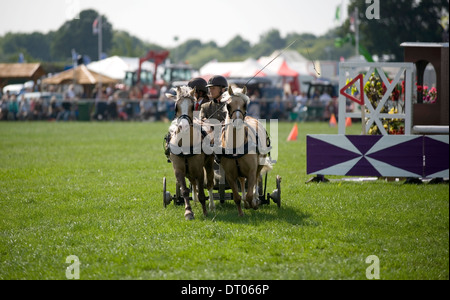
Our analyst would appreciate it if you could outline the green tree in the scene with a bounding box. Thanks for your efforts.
[0,32,53,62]
[172,39,202,63]
[110,30,163,57]
[51,9,113,62]
[251,29,286,58]
[185,46,225,69]
[344,0,449,61]
[223,35,251,60]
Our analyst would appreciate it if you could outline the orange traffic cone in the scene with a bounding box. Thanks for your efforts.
[345,117,352,127]
[287,123,298,141]
[329,114,337,127]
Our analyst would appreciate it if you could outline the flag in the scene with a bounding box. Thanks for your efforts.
[349,17,355,32]
[335,5,341,22]
[349,9,357,32]
[71,49,77,63]
[334,1,344,25]
[358,44,374,63]
[440,15,449,30]
[92,17,99,35]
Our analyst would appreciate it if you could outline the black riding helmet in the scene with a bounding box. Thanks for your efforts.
[188,77,208,94]
[206,75,228,88]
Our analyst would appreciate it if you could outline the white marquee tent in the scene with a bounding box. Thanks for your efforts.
[199,60,243,78]
[87,56,155,80]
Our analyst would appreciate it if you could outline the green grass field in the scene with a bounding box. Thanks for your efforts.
[0,121,448,280]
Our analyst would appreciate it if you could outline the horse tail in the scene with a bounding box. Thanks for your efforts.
[260,155,273,175]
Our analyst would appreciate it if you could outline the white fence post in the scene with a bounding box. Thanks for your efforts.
[338,62,415,135]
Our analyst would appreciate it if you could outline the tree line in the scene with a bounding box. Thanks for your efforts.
[0,1,448,70]
[0,9,352,69]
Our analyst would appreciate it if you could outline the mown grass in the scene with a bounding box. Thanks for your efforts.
[0,121,448,280]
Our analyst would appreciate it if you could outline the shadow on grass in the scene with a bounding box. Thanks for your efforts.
[190,201,319,226]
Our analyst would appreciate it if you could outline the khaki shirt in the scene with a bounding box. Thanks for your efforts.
[200,100,227,123]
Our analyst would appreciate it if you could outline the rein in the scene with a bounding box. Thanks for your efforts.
[176,114,193,127]
[229,109,246,120]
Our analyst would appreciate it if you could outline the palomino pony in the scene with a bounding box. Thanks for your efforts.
[166,86,215,220]
[220,85,272,216]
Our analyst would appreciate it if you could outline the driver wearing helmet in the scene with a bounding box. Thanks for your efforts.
[187,77,210,111]
[200,75,229,165]
[200,75,228,123]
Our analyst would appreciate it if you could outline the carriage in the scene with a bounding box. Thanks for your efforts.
[163,164,281,208]
[163,85,281,219]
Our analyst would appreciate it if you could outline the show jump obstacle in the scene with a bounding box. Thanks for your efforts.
[307,43,449,179]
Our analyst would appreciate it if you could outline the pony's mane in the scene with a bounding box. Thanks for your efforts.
[222,87,250,105]
[176,86,195,99]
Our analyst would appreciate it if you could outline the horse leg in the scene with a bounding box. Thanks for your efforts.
[254,169,263,207]
[192,183,198,204]
[239,177,249,209]
[176,171,194,220]
[204,155,215,211]
[208,186,215,211]
[246,174,259,210]
[197,178,208,217]
[226,175,244,217]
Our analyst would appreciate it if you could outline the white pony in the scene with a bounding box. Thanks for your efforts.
[219,85,272,216]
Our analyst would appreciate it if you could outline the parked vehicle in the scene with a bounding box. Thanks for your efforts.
[303,79,339,121]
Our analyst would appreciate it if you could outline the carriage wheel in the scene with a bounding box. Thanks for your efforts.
[163,177,172,208]
[267,175,281,208]
[275,175,281,208]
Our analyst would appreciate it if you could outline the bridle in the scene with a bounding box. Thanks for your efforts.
[176,114,193,127]
[229,108,246,120]
[227,96,247,121]
[175,95,196,127]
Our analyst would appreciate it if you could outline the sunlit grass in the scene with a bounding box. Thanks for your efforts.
[0,121,448,279]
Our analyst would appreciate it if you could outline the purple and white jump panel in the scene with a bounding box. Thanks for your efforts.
[307,135,449,178]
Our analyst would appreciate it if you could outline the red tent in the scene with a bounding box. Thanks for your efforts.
[278,60,299,77]
[258,56,301,93]
[276,60,300,93]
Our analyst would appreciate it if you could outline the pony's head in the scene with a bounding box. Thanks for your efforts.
[167,86,196,132]
[222,85,249,128]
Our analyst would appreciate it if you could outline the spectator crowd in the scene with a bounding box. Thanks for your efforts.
[1,83,339,123]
